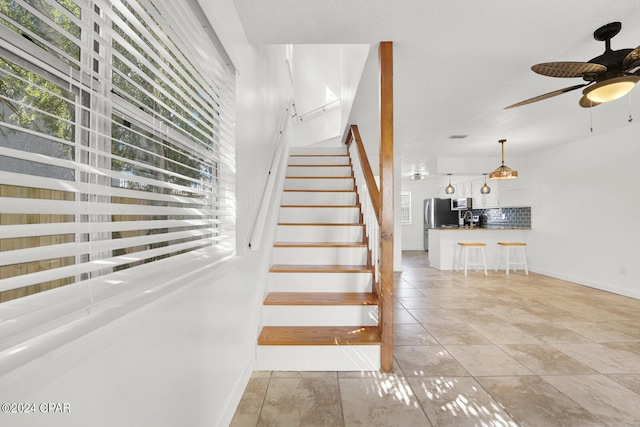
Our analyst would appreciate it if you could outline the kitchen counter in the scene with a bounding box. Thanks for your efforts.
[438,226,530,230]
[428,228,530,271]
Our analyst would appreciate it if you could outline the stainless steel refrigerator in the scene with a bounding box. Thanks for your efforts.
[424,198,458,250]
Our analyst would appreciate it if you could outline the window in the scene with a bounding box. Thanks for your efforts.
[0,0,235,303]
[400,191,411,225]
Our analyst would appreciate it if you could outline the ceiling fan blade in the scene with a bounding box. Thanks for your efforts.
[623,46,640,70]
[531,62,606,78]
[579,95,601,108]
[504,84,589,110]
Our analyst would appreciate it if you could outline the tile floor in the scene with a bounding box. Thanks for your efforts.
[231,250,640,426]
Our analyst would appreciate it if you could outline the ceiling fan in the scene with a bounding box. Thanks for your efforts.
[505,22,640,109]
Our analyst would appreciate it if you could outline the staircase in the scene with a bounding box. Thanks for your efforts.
[256,146,381,371]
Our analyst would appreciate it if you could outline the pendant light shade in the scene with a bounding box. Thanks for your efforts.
[489,139,518,180]
[445,173,455,194]
[480,173,491,194]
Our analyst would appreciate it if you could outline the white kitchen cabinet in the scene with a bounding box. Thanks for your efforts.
[459,181,472,198]
[439,179,493,204]
[441,182,471,198]
[472,178,499,208]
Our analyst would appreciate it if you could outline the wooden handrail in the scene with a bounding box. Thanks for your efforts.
[345,125,381,222]
[342,41,394,373]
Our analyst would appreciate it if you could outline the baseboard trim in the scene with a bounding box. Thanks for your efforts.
[218,359,256,427]
[529,267,640,300]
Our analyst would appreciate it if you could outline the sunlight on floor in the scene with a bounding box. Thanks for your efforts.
[232,251,640,426]
[416,377,518,427]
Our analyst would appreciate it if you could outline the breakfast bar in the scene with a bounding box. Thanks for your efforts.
[428,227,531,271]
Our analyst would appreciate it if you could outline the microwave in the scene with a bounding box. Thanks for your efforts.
[451,197,472,210]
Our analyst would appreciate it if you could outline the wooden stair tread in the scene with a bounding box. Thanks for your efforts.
[280,204,359,208]
[258,326,380,346]
[270,264,373,273]
[287,164,351,167]
[285,176,354,179]
[289,153,349,157]
[264,292,377,306]
[282,189,356,193]
[284,189,356,192]
[283,189,356,193]
[278,223,364,227]
[274,242,365,248]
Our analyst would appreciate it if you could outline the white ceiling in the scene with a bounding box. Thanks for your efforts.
[231,0,640,177]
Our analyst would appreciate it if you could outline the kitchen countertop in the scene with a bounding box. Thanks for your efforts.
[436,226,531,230]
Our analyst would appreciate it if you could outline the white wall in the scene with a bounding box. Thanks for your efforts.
[340,45,370,132]
[0,2,294,426]
[524,123,640,298]
[290,44,369,147]
[400,178,438,250]
[0,257,272,427]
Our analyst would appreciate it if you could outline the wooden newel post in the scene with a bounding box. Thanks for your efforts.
[378,41,394,373]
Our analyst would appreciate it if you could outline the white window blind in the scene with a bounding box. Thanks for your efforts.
[0,0,236,304]
[400,191,411,224]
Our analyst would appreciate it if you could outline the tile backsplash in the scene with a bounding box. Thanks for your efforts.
[470,207,531,229]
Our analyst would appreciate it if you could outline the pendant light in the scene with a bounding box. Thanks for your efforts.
[480,173,491,194]
[489,139,518,180]
[445,173,455,194]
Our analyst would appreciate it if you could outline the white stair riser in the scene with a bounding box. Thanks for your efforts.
[281,191,357,206]
[279,207,360,224]
[262,305,378,327]
[286,166,352,177]
[272,247,368,265]
[268,272,372,292]
[276,225,363,243]
[288,156,350,165]
[284,178,354,191]
[290,147,347,156]
[256,345,380,371]
[257,146,380,372]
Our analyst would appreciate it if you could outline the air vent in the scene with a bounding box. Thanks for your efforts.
[449,134,468,139]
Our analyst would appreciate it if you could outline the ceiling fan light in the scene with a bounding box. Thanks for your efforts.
[409,172,427,181]
[583,76,640,103]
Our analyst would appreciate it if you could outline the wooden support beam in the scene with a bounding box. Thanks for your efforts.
[378,41,394,373]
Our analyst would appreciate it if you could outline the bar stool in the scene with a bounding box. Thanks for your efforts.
[455,242,488,276]
[496,242,528,275]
